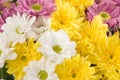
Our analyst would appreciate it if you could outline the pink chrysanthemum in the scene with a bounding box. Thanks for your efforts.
[112,0,120,6]
[0,3,17,32]
[87,0,120,29]
[0,0,4,3]
[17,0,56,17]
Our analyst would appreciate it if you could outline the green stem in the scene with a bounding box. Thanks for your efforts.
[0,68,4,79]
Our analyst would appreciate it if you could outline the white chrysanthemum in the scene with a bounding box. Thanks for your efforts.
[38,30,76,63]
[32,16,51,34]
[1,12,36,44]
[0,34,17,68]
[23,57,59,80]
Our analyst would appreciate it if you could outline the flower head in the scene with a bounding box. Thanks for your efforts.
[6,39,42,80]
[38,30,76,63]
[0,33,17,68]
[2,12,36,43]
[77,15,108,56]
[96,32,120,71]
[51,2,83,52]
[87,0,120,30]
[23,57,59,80]
[55,54,95,80]
[17,0,56,17]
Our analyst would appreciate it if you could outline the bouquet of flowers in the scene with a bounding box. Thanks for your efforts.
[1,0,120,80]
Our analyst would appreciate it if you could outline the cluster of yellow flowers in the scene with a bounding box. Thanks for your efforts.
[51,0,120,80]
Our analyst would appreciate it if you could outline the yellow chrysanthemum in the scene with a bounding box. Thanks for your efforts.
[91,32,120,80]
[77,15,108,56]
[6,39,42,80]
[55,54,95,80]
[96,32,120,71]
[56,0,94,17]
[51,2,83,42]
[105,68,120,80]
[52,2,79,29]
[95,67,120,80]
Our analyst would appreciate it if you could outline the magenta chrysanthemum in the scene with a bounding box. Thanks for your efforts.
[17,0,56,17]
[87,0,120,29]
[0,3,17,32]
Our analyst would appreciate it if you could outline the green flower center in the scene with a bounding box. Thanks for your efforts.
[98,12,111,21]
[38,71,48,80]
[0,50,2,55]
[16,28,20,34]
[53,45,62,54]
[31,3,42,12]
[16,27,24,34]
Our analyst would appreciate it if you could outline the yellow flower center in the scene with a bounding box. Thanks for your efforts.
[31,3,42,12]
[98,12,111,21]
[38,71,48,80]
[53,45,62,54]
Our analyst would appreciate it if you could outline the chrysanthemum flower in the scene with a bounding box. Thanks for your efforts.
[77,15,108,56]
[51,2,83,48]
[96,32,120,71]
[2,13,36,43]
[55,54,95,80]
[0,33,17,68]
[100,68,120,80]
[6,39,42,80]
[87,0,120,29]
[23,57,59,80]
[87,31,120,79]
[51,2,79,30]
[17,0,56,17]
[92,32,120,80]
[94,67,120,80]
[38,30,76,63]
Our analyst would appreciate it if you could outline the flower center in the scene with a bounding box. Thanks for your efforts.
[53,45,62,54]
[16,28,20,34]
[109,54,114,59]
[71,73,76,78]
[16,27,24,34]
[98,12,111,21]
[31,3,42,12]
[0,50,2,55]
[38,70,48,80]
[21,56,27,61]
